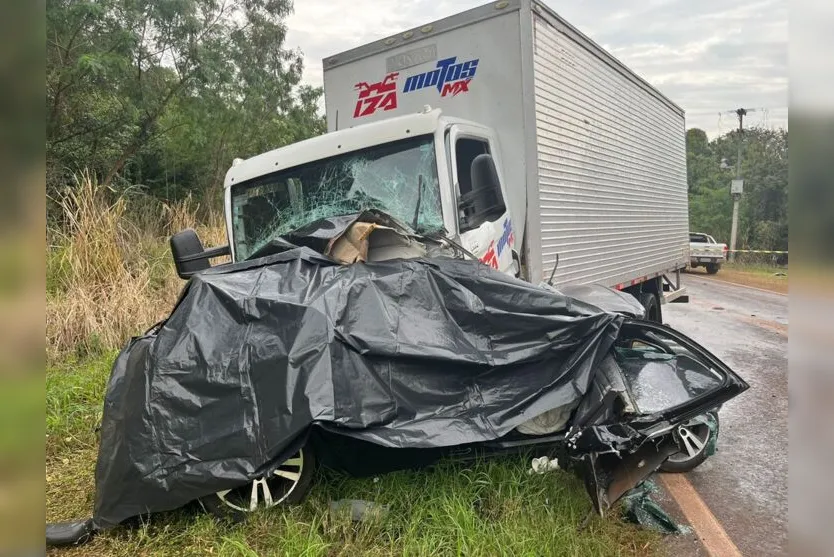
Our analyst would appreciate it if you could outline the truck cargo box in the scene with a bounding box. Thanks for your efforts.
[322,0,689,288]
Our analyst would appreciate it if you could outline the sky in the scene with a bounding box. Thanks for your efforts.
[285,0,787,138]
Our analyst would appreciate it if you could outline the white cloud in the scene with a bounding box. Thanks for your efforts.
[285,0,787,138]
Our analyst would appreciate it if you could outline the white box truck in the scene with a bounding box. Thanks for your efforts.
[176,0,690,321]
[321,0,689,317]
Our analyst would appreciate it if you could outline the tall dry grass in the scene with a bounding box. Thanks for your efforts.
[46,173,226,362]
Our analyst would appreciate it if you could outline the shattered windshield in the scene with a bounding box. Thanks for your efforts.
[230,135,443,260]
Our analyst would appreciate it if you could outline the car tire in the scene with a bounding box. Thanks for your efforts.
[660,412,719,473]
[199,446,317,518]
[638,292,661,323]
[706,263,720,274]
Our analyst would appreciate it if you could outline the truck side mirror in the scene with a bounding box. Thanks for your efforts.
[459,154,506,231]
[170,228,231,279]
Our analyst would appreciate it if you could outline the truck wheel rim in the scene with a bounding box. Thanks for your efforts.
[214,450,304,512]
[667,422,711,463]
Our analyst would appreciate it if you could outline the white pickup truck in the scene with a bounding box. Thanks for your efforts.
[689,232,727,274]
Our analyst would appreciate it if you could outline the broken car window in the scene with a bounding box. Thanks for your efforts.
[614,332,724,414]
[230,136,443,260]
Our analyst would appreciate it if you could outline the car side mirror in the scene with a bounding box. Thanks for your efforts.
[458,154,506,231]
[170,228,230,279]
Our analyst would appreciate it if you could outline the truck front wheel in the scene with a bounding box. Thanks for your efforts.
[706,263,721,275]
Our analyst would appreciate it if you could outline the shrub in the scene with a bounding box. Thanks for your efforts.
[46,173,224,362]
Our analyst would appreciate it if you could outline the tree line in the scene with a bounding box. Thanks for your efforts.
[687,126,788,252]
[47,0,324,205]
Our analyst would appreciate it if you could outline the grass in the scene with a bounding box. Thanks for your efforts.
[46,352,662,557]
[688,262,788,294]
[46,174,226,362]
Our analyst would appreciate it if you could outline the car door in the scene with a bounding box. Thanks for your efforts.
[573,319,749,515]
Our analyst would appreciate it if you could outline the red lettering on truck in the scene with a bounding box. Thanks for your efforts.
[354,73,399,118]
[480,241,499,269]
[440,79,471,97]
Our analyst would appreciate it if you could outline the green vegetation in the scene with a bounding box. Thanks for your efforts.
[46,175,224,361]
[47,0,324,206]
[687,127,788,252]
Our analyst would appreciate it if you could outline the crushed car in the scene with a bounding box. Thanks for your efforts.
[46,212,748,546]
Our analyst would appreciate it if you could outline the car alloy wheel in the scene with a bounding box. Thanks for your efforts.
[660,412,718,473]
[207,448,312,513]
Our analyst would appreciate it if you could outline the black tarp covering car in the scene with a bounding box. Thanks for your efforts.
[50,239,747,541]
[93,248,631,528]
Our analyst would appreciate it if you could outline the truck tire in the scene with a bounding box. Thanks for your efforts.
[638,292,661,323]
[706,263,720,274]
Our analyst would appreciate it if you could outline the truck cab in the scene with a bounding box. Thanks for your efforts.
[217,108,518,274]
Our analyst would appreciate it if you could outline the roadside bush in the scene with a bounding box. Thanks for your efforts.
[46,173,224,362]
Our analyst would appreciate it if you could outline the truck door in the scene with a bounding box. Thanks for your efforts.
[447,125,517,275]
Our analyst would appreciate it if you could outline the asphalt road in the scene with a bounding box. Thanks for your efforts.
[661,274,788,556]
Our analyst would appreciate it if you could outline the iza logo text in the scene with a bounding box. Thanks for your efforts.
[353,72,399,118]
[403,57,479,97]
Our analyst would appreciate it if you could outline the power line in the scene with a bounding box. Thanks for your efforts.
[714,105,785,134]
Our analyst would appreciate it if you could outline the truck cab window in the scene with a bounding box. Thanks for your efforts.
[454,137,506,232]
[455,138,490,197]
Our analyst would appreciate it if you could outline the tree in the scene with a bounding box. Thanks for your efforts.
[686,127,788,251]
[47,0,324,201]
[686,128,714,194]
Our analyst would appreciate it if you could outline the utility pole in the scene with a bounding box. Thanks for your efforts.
[727,107,755,263]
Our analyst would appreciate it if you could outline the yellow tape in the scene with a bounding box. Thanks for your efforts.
[726,250,788,254]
